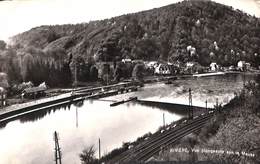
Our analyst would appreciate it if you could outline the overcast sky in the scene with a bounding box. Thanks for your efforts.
[0,0,260,41]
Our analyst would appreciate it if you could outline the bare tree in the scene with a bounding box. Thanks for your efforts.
[79,145,98,164]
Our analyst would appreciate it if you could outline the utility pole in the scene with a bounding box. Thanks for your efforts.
[76,107,78,128]
[163,113,165,127]
[243,69,246,87]
[105,54,109,86]
[188,88,193,119]
[216,98,219,111]
[205,100,208,111]
[54,131,62,164]
[0,92,3,107]
[98,138,101,160]
[75,61,78,89]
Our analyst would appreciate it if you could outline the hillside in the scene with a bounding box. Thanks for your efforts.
[1,0,260,87]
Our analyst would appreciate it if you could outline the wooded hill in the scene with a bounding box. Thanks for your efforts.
[1,0,260,87]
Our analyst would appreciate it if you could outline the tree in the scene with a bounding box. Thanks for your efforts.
[0,72,9,89]
[113,63,123,82]
[0,40,6,50]
[132,64,145,82]
[89,65,98,81]
[131,38,160,60]
[100,63,112,84]
[79,145,98,164]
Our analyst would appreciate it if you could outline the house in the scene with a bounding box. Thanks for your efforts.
[210,62,219,72]
[146,61,158,69]
[228,65,236,71]
[245,63,251,71]
[237,61,251,71]
[186,62,195,68]
[0,87,7,107]
[185,62,197,74]
[237,61,245,70]
[154,64,171,75]
[121,58,132,63]
[22,86,47,99]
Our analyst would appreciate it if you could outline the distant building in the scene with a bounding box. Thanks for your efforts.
[154,64,171,75]
[0,87,7,107]
[210,62,219,72]
[237,61,250,71]
[121,58,132,63]
[245,63,251,71]
[185,62,197,74]
[145,61,159,69]
[228,65,236,71]
[237,61,245,70]
[186,62,195,68]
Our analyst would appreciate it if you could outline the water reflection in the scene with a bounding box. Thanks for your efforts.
[19,104,72,124]
[0,100,181,164]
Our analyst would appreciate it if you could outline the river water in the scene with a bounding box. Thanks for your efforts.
[0,73,257,164]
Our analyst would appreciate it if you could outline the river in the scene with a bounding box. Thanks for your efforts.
[0,73,257,164]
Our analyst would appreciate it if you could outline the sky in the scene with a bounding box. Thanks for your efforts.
[0,0,260,42]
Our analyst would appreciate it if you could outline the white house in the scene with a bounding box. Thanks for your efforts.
[146,61,159,69]
[186,62,195,68]
[210,62,219,72]
[237,61,245,71]
[154,64,171,75]
[121,58,132,63]
[245,63,251,68]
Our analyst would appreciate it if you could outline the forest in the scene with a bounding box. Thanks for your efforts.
[0,0,260,87]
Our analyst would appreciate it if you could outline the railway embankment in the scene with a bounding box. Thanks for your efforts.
[156,81,260,163]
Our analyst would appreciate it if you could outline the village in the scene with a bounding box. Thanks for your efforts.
[0,53,258,110]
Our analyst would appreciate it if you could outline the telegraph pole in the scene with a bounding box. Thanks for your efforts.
[75,61,78,89]
[76,106,78,128]
[243,69,246,87]
[216,98,219,111]
[188,88,193,119]
[98,138,101,160]
[205,100,208,111]
[163,113,165,127]
[54,131,62,164]
[0,92,3,107]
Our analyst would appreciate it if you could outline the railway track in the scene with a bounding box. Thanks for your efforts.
[110,112,214,163]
